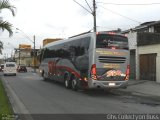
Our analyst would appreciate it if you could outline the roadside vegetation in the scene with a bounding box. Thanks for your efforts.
[0,0,16,54]
[0,79,13,114]
[0,0,16,37]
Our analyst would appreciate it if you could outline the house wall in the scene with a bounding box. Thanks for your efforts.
[137,44,160,83]
[149,26,154,32]
[130,50,136,79]
[14,49,32,66]
[122,21,160,82]
[127,32,137,50]
[127,32,137,79]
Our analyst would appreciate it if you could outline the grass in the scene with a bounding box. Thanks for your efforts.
[0,79,13,114]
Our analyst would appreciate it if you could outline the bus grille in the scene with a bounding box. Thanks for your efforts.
[98,56,126,63]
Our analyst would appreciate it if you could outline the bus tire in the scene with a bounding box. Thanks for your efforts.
[71,76,78,91]
[42,71,48,81]
[64,74,71,89]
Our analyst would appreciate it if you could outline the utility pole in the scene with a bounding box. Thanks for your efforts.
[73,0,97,32]
[93,0,96,32]
[33,35,36,73]
[19,49,20,65]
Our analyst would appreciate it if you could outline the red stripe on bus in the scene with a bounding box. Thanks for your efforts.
[56,66,82,79]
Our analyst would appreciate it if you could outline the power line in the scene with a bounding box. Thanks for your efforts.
[16,28,36,72]
[73,0,92,14]
[16,28,33,43]
[73,0,97,32]
[97,2,160,6]
[85,0,93,12]
[99,5,141,24]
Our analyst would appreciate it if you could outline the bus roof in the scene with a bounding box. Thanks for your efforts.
[43,32,94,49]
[43,31,127,49]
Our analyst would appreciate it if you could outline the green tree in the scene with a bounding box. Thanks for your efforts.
[0,0,15,36]
[0,0,15,54]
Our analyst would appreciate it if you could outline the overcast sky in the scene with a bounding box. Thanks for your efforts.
[1,0,160,58]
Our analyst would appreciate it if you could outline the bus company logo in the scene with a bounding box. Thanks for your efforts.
[96,50,113,55]
[103,64,120,69]
[96,50,127,56]
[113,51,127,56]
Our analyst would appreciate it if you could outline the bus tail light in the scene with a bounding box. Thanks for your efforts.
[90,64,97,80]
[124,65,130,80]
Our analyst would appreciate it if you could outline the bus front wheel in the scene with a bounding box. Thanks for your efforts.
[42,71,48,81]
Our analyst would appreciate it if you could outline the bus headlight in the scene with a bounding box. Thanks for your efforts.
[39,69,43,73]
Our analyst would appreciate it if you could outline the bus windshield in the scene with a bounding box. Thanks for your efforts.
[96,34,128,50]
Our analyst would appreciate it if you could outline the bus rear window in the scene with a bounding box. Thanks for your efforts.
[96,34,128,50]
[6,64,15,67]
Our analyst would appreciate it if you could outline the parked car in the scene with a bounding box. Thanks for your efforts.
[3,62,17,76]
[0,64,4,72]
[17,65,27,72]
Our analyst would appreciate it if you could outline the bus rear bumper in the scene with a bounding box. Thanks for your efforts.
[89,80,128,89]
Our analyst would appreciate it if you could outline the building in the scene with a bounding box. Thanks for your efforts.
[43,38,62,46]
[14,48,31,66]
[13,38,63,67]
[122,20,160,83]
[14,48,39,67]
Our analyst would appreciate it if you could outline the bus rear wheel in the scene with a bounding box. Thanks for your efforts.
[71,77,78,91]
[64,74,71,89]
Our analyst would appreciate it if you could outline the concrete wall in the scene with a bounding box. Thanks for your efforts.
[130,50,136,79]
[127,32,137,79]
[138,44,160,83]
[127,32,137,50]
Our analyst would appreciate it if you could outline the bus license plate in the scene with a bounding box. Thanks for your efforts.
[109,83,115,86]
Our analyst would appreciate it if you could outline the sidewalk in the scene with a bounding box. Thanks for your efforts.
[119,79,160,97]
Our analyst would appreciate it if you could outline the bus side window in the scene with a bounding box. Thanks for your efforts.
[81,37,91,51]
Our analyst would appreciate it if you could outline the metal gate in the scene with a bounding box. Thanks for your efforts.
[140,53,157,81]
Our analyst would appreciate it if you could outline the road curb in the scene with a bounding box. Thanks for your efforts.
[114,88,160,100]
[1,77,34,120]
[127,80,149,86]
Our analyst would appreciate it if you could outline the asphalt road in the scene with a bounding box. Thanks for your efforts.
[1,68,160,119]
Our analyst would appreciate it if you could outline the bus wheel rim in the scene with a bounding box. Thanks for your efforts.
[65,79,68,87]
[72,79,77,89]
